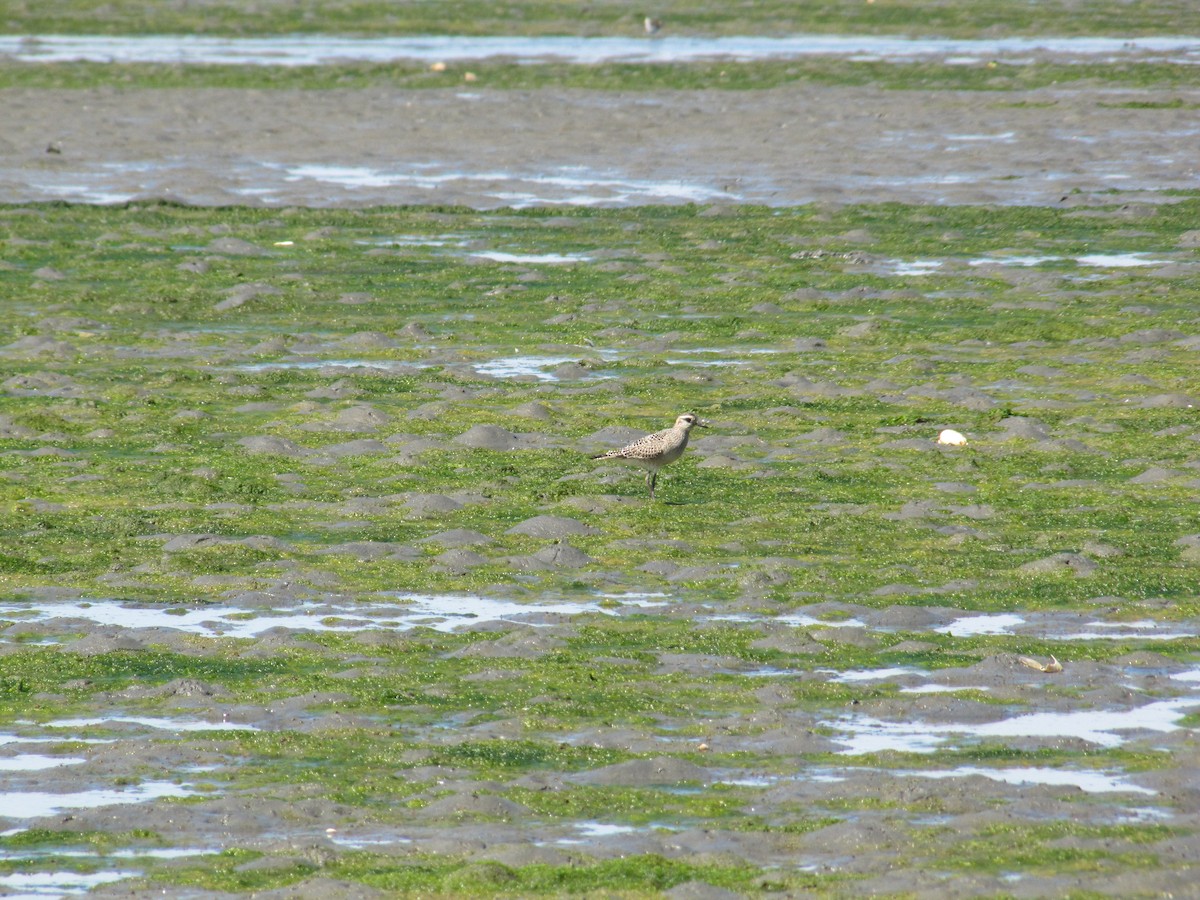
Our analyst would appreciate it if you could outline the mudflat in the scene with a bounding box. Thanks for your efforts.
[3,83,1199,206]
[3,26,1200,900]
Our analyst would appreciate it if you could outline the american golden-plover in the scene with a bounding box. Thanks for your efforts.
[591,413,707,499]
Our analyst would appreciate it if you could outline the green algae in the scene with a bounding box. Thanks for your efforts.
[2,198,1200,893]
[7,0,1200,38]
[4,58,1200,93]
[153,849,832,897]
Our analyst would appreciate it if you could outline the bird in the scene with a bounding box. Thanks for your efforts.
[644,16,663,35]
[591,413,707,499]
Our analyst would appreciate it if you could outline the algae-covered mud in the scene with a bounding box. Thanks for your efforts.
[3,0,1200,894]
[2,201,1200,896]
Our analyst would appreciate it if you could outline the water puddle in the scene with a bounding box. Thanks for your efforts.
[238,359,428,373]
[718,764,1150,795]
[0,734,114,749]
[899,684,990,694]
[967,254,1056,267]
[42,716,258,733]
[670,348,782,355]
[554,821,679,845]
[573,822,638,838]
[0,870,135,897]
[1074,253,1172,267]
[473,355,587,381]
[1050,620,1197,642]
[328,834,412,850]
[709,611,868,629]
[934,612,1197,641]
[240,351,615,381]
[5,34,1200,66]
[819,667,925,683]
[828,697,1200,755]
[356,234,465,248]
[0,782,198,819]
[468,250,593,264]
[905,765,1155,795]
[273,162,734,207]
[0,847,215,861]
[12,159,738,209]
[946,132,1017,143]
[0,592,669,640]
[0,754,86,772]
[968,252,1172,268]
[881,259,944,276]
[935,613,1025,637]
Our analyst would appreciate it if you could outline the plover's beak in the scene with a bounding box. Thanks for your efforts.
[695,418,710,428]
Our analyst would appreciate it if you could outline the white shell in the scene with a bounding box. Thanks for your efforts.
[937,429,968,446]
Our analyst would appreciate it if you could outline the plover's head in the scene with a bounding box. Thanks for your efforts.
[675,413,708,430]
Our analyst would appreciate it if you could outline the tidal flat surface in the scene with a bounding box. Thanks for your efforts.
[1,201,1200,896]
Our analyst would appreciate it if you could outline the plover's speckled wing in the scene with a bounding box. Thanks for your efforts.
[590,413,706,499]
[596,426,678,462]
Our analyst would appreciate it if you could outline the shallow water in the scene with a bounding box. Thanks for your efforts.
[473,355,585,381]
[11,158,737,209]
[0,592,669,639]
[933,611,1199,641]
[0,870,135,897]
[468,251,593,264]
[239,359,427,373]
[0,782,197,819]
[5,34,1200,66]
[828,697,1200,755]
[882,259,944,276]
[274,162,734,206]
[906,765,1155,795]
[819,667,925,683]
[0,754,86,771]
[935,613,1026,636]
[1050,621,1198,641]
[968,252,1173,268]
[42,716,258,733]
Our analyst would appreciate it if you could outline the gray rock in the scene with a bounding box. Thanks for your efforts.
[398,321,431,339]
[1129,467,1185,484]
[3,372,87,398]
[996,416,1052,440]
[572,757,711,786]
[418,793,529,819]
[161,534,227,552]
[507,543,595,571]
[586,425,648,447]
[404,494,465,517]
[433,549,489,572]
[1018,552,1098,577]
[215,282,282,311]
[1120,328,1186,344]
[506,515,598,538]
[331,405,390,431]
[314,541,418,560]
[420,529,493,547]
[238,435,306,457]
[665,881,746,900]
[318,439,389,457]
[453,424,521,450]
[511,401,553,420]
[208,237,271,256]
[794,427,848,443]
[340,331,397,349]
[1137,393,1199,408]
